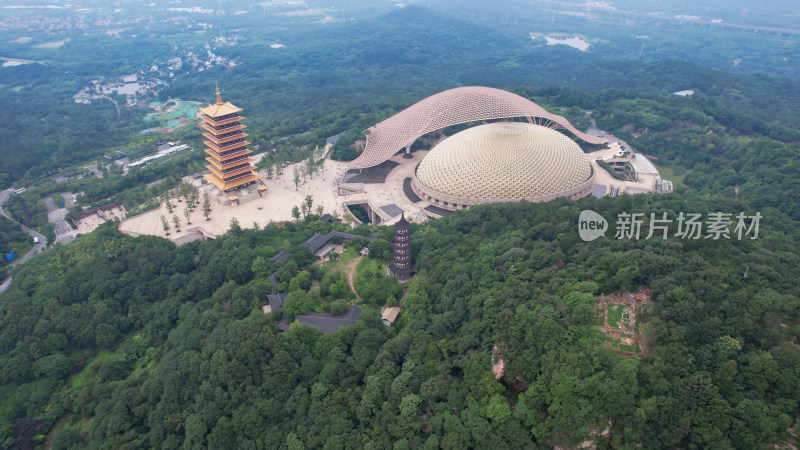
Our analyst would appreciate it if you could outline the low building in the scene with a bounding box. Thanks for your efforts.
[270,250,291,263]
[381,306,401,327]
[262,292,287,314]
[320,213,341,224]
[299,231,375,258]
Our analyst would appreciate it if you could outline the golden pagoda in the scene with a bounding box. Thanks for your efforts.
[199,85,262,192]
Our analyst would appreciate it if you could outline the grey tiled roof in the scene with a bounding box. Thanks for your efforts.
[270,250,291,263]
[291,305,363,334]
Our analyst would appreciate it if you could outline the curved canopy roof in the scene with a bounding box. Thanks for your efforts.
[348,86,607,169]
[416,123,592,200]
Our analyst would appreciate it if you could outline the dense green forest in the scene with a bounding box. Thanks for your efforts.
[2,3,800,448]
[2,69,800,447]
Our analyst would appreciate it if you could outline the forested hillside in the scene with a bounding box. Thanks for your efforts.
[2,3,800,448]
[2,78,800,447]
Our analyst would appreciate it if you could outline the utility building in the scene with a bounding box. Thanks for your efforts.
[200,86,262,192]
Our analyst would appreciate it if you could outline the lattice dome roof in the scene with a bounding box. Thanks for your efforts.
[416,123,592,199]
[349,86,607,169]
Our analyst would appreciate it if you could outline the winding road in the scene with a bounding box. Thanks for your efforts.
[0,189,47,291]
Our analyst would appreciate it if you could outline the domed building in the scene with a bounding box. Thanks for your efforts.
[411,122,594,210]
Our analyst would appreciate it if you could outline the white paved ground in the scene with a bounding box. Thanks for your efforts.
[585,143,660,195]
[119,138,663,243]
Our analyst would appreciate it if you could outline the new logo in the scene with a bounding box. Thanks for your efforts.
[578,210,608,241]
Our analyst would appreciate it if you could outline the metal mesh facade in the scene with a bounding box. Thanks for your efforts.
[349,86,607,169]
[412,123,595,210]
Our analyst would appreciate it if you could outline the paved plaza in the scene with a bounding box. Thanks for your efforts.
[119,140,663,243]
[119,150,433,243]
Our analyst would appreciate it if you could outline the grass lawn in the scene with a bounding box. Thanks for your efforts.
[339,247,360,264]
[319,247,359,274]
[607,304,624,328]
[654,164,689,189]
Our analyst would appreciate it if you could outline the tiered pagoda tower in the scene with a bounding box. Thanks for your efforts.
[388,213,414,280]
[200,86,262,192]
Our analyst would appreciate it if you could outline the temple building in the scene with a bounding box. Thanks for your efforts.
[388,213,414,280]
[200,86,262,192]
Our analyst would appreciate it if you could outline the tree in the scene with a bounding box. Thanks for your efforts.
[399,393,423,426]
[95,323,119,349]
[293,166,301,190]
[286,433,305,450]
[306,156,315,179]
[329,299,349,315]
[289,271,312,292]
[229,217,241,233]
[183,205,191,225]
[187,186,199,208]
[316,205,324,217]
[161,214,170,235]
[202,192,211,220]
[284,290,313,320]
[300,202,309,218]
[485,394,511,426]
[165,198,174,213]
[305,195,313,214]
[266,163,274,179]
[252,256,269,279]
[368,238,391,260]
[50,427,84,450]
[178,181,192,203]
[291,206,300,221]
[172,215,180,230]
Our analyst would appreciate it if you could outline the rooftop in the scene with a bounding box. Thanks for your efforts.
[381,306,401,324]
[416,123,592,200]
[270,250,292,263]
[278,305,363,334]
[299,230,375,255]
[198,86,243,118]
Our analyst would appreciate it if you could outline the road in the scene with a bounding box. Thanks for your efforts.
[42,196,76,245]
[0,189,48,291]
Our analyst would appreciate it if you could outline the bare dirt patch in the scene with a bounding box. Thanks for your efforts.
[595,287,653,356]
[346,255,363,300]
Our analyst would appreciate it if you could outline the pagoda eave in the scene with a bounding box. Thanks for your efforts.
[200,122,246,134]
[203,132,250,145]
[204,173,263,192]
[204,147,253,162]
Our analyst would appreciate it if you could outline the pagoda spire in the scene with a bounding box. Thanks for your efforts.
[215,82,223,104]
